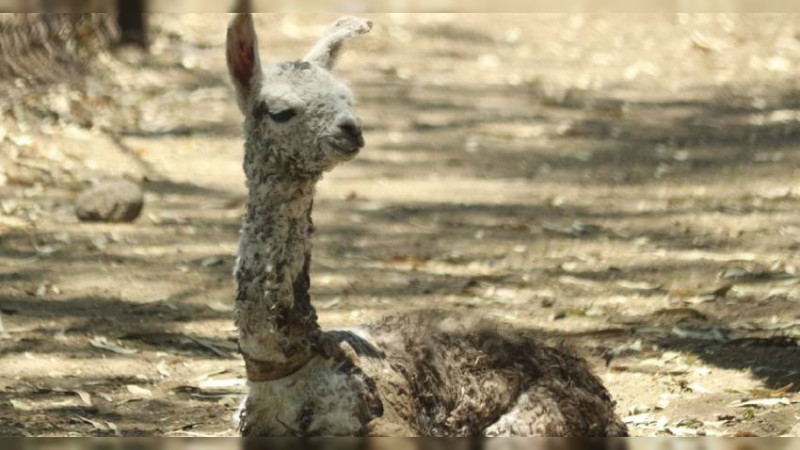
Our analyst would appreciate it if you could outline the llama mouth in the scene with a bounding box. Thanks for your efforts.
[325,140,363,156]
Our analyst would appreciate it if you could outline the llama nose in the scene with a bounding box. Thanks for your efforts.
[337,117,364,147]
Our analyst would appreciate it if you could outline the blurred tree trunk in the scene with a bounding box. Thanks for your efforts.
[117,0,148,47]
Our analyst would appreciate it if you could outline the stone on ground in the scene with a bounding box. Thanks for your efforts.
[75,180,144,223]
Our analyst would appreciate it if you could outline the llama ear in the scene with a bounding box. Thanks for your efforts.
[227,12,262,112]
[303,16,372,70]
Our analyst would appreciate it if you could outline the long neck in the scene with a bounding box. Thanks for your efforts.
[235,144,322,381]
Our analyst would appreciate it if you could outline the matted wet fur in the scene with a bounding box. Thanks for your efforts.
[359,311,628,436]
[227,10,627,437]
[238,311,628,437]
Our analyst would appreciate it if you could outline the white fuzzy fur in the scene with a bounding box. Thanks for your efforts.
[236,356,369,436]
[229,14,374,436]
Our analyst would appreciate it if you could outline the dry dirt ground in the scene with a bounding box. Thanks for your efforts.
[3,13,800,437]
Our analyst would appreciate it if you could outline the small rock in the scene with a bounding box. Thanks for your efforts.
[76,181,144,223]
[201,257,225,268]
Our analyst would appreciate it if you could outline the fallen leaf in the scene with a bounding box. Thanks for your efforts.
[617,280,663,292]
[558,276,602,289]
[73,415,107,433]
[34,245,60,256]
[720,267,750,280]
[207,301,233,313]
[198,378,245,393]
[611,339,643,357]
[661,351,680,362]
[655,396,671,410]
[624,61,660,81]
[35,284,48,298]
[9,134,33,147]
[90,337,138,355]
[156,360,171,379]
[73,390,92,406]
[10,399,34,411]
[125,385,153,398]
[201,257,225,268]
[106,421,121,436]
[691,30,724,53]
[316,298,342,310]
[194,369,230,382]
[627,405,652,416]
[0,215,28,231]
[687,284,735,304]
[668,427,703,437]
[731,398,791,408]
[623,413,654,425]
[543,221,602,237]
[765,287,794,300]
[679,251,757,263]
[687,383,711,394]
[672,327,731,343]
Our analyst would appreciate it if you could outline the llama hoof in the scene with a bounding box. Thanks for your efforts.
[76,180,144,223]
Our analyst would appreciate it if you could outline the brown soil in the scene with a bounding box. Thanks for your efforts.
[2,13,800,437]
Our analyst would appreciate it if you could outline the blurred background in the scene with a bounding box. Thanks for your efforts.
[3,12,800,437]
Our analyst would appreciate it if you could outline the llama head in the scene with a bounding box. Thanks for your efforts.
[228,14,372,176]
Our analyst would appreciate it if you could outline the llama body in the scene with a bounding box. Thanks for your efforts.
[228,12,627,437]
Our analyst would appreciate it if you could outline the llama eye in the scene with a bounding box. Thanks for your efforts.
[268,109,297,123]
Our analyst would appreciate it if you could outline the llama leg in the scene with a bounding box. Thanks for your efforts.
[483,388,569,437]
[483,385,627,437]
